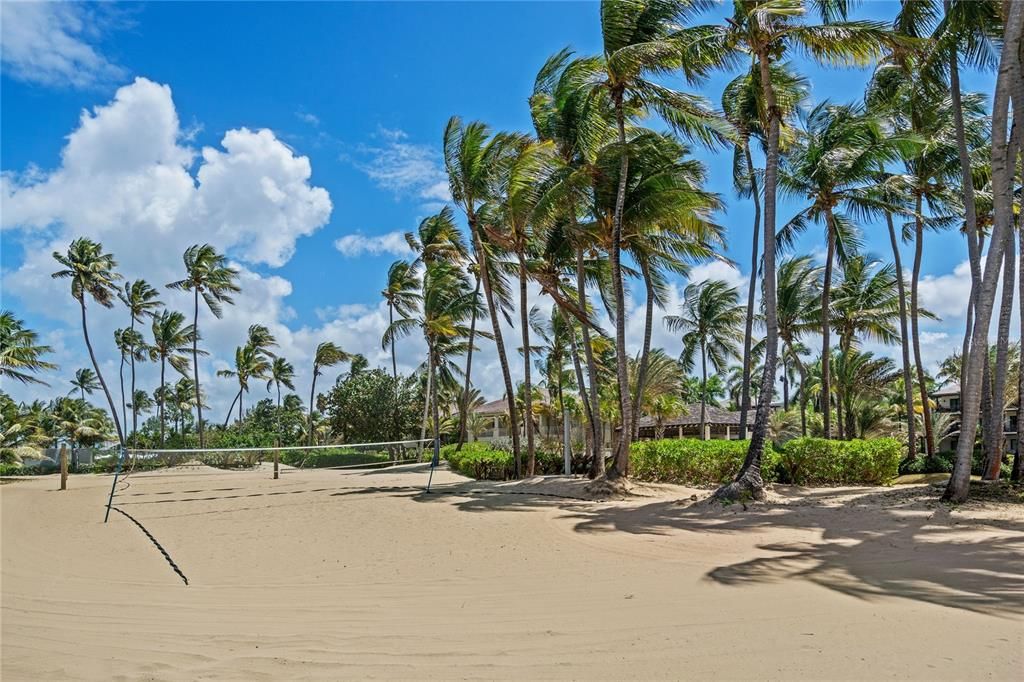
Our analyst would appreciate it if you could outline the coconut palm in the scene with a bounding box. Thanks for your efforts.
[693,0,897,500]
[266,356,296,474]
[117,279,162,447]
[150,310,197,447]
[0,311,57,386]
[68,368,100,402]
[307,342,350,445]
[113,328,147,441]
[173,377,198,436]
[218,343,271,425]
[167,244,240,448]
[51,238,125,444]
[444,117,524,475]
[665,279,744,440]
[381,260,420,425]
[773,256,821,436]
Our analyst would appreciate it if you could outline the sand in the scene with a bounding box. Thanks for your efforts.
[2,463,1022,680]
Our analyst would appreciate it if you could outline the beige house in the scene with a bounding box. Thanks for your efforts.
[635,404,755,441]
[933,383,1019,453]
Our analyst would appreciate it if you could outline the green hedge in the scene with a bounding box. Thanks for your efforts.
[777,437,902,486]
[438,442,514,480]
[630,438,779,486]
[280,448,389,469]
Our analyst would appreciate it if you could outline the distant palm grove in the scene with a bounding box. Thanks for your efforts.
[2,1,1023,504]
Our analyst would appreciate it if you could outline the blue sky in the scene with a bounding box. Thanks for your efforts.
[1,1,989,415]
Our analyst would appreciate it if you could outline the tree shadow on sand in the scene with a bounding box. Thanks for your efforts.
[389,482,1024,617]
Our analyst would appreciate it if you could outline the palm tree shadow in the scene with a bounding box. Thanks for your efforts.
[398,483,1024,616]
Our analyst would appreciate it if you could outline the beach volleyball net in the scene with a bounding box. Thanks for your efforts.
[104,438,439,521]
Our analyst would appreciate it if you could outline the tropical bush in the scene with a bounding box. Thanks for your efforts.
[280,448,389,469]
[630,439,779,486]
[777,437,902,485]
[439,442,514,480]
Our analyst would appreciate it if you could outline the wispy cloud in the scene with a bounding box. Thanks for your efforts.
[295,110,320,127]
[334,231,411,258]
[354,126,452,204]
[0,3,128,88]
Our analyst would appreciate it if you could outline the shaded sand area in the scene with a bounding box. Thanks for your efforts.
[3,463,1022,680]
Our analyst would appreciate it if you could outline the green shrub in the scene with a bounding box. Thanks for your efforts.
[629,439,779,486]
[0,461,58,476]
[778,437,902,486]
[279,448,389,469]
[437,441,514,480]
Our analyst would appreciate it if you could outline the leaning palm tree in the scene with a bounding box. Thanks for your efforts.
[665,280,744,440]
[218,343,270,425]
[444,117,524,475]
[0,311,57,386]
[167,244,240,448]
[693,0,897,501]
[52,238,125,444]
[69,368,101,402]
[118,279,162,447]
[150,310,197,446]
[307,342,350,445]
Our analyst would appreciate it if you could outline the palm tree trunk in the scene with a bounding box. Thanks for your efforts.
[429,344,442,468]
[946,4,1024,501]
[608,93,632,480]
[275,383,282,479]
[820,211,837,439]
[566,311,593,454]
[193,289,205,448]
[118,351,127,442]
[238,385,244,423]
[739,142,761,440]
[631,260,656,441]
[781,355,789,411]
[79,299,124,446]
[716,50,780,501]
[456,275,481,451]
[886,212,917,460]
[577,246,603,477]
[700,344,708,441]
[224,390,240,428]
[420,357,432,445]
[1016,225,1024,482]
[307,368,318,446]
[984,234,1016,479]
[791,348,808,437]
[471,225,521,477]
[910,197,936,458]
[129,317,139,449]
[518,257,536,476]
[159,357,166,447]
[389,302,400,440]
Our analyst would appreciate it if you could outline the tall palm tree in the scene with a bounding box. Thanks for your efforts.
[173,377,198,436]
[307,342,350,445]
[69,368,101,402]
[444,117,524,476]
[694,0,896,501]
[167,244,240,448]
[267,356,296,475]
[666,279,744,440]
[149,310,196,446]
[52,238,125,444]
[381,259,420,411]
[117,279,162,447]
[722,62,808,439]
[113,328,147,441]
[0,311,57,385]
[218,342,271,425]
[582,0,727,479]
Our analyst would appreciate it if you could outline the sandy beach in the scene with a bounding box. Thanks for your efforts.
[2,463,1022,680]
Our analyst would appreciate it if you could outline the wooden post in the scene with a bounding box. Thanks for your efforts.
[274,451,279,480]
[59,445,68,491]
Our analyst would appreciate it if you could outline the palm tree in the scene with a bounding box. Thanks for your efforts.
[69,368,101,402]
[582,0,727,479]
[52,238,125,444]
[150,310,196,446]
[218,343,271,425]
[666,279,744,440]
[167,244,240,448]
[696,0,896,501]
[267,356,296,476]
[173,377,198,436]
[444,117,524,476]
[307,342,350,445]
[114,328,147,440]
[118,279,162,447]
[0,311,57,385]
[774,257,821,436]
[381,259,420,430]
[722,62,808,439]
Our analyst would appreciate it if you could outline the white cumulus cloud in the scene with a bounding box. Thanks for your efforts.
[334,231,412,258]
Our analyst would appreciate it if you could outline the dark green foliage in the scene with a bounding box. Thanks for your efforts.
[778,437,902,485]
[280,448,390,469]
[322,369,422,444]
[630,439,780,486]
[440,442,514,480]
